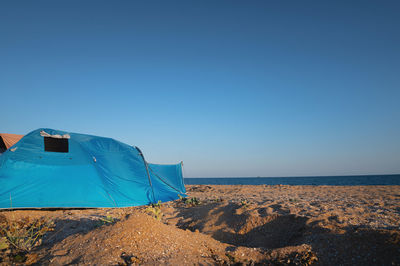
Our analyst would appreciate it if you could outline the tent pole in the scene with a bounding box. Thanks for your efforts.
[135,146,156,203]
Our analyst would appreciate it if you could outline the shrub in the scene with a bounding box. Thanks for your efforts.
[145,201,163,221]
[184,197,201,206]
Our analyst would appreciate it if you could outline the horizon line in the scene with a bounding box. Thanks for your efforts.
[184,173,400,178]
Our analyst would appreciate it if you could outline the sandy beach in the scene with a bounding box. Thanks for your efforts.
[1,185,400,265]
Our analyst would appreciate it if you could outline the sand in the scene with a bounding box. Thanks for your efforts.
[1,185,400,265]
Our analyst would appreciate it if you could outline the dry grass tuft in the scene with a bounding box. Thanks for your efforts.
[0,216,54,252]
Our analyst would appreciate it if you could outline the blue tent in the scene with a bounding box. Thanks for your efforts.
[0,128,185,208]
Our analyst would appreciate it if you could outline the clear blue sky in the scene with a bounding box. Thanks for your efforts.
[1,1,399,177]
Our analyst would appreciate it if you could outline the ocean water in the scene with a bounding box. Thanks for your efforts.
[184,174,400,186]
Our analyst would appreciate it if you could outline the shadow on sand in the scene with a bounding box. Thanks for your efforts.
[173,201,400,265]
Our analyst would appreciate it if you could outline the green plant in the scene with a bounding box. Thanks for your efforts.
[145,201,163,221]
[0,236,9,250]
[177,195,201,206]
[184,197,201,206]
[240,199,250,208]
[0,217,54,252]
[153,200,162,209]
[97,215,116,226]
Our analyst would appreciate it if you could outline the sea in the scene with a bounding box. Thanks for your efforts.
[184,174,400,186]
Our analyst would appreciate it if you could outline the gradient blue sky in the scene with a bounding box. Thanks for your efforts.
[1,1,399,177]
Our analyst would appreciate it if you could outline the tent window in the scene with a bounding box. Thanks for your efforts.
[44,137,69,153]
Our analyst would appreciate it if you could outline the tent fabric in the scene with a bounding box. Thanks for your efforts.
[0,133,24,152]
[0,128,185,208]
[148,163,186,201]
